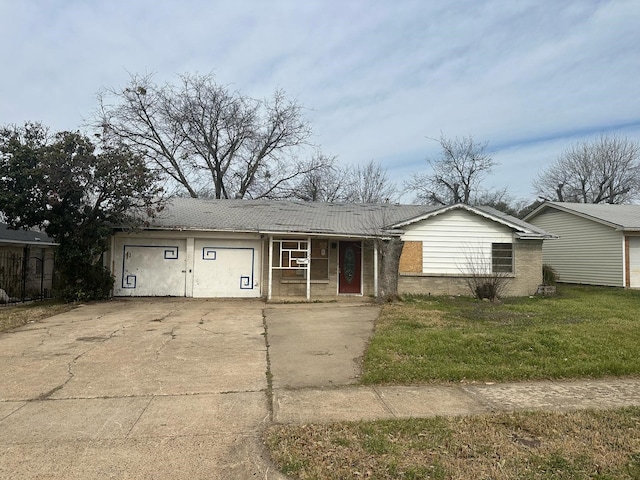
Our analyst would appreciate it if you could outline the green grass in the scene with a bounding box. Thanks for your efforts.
[362,285,640,384]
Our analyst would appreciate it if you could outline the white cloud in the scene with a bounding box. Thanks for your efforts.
[1,0,639,203]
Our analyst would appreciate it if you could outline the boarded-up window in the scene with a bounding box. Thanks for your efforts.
[399,241,423,273]
[492,243,513,273]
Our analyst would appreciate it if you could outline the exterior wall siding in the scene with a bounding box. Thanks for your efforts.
[401,209,513,274]
[398,239,543,297]
[528,210,624,287]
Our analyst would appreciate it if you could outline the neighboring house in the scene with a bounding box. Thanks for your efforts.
[525,202,640,288]
[107,199,552,300]
[0,223,57,301]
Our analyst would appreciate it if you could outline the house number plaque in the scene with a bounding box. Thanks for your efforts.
[344,246,355,284]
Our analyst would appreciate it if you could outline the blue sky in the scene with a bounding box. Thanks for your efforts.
[1,0,639,203]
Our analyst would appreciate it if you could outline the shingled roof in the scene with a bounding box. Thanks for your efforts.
[148,198,431,236]
[0,223,57,246]
[145,198,551,238]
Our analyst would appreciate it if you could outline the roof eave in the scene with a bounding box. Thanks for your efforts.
[392,203,546,236]
[0,239,59,247]
[525,202,624,229]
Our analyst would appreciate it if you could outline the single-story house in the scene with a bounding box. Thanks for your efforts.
[0,223,57,301]
[107,199,553,300]
[525,201,640,288]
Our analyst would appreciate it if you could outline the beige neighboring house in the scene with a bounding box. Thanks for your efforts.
[107,199,552,300]
[525,202,640,288]
[0,223,57,301]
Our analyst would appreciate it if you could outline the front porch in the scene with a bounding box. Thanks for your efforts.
[264,235,379,301]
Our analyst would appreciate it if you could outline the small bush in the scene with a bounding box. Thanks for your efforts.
[475,282,497,300]
[542,264,558,285]
[54,263,114,302]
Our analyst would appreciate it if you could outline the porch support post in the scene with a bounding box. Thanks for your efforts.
[373,240,379,298]
[268,235,273,300]
[306,236,311,301]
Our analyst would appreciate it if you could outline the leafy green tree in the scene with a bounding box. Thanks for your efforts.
[0,123,163,300]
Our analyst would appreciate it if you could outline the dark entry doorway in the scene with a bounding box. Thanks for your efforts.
[338,241,362,294]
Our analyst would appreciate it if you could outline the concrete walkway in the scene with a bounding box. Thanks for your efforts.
[273,378,640,424]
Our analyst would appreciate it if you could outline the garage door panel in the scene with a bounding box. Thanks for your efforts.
[114,241,187,297]
[193,241,261,298]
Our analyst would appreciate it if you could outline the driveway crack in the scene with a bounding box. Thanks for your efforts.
[262,307,274,421]
[33,325,125,401]
[126,396,154,439]
[155,326,177,360]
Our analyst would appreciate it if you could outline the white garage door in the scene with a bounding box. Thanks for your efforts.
[192,239,261,297]
[114,240,187,297]
[629,237,640,288]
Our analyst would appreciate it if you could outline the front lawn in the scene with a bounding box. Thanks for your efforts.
[0,301,76,333]
[362,285,640,384]
[266,407,640,479]
[266,285,640,478]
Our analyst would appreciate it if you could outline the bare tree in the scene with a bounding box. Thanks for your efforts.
[291,158,397,204]
[96,73,315,199]
[343,160,397,203]
[406,134,498,205]
[534,135,640,204]
[289,153,348,202]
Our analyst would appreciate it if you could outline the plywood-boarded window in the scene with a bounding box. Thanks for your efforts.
[399,241,423,273]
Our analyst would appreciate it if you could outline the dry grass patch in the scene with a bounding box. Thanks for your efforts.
[266,407,640,479]
[0,302,76,333]
[378,302,450,329]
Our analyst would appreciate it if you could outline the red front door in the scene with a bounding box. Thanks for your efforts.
[339,241,362,294]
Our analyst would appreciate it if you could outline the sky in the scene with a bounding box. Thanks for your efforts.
[1,0,639,204]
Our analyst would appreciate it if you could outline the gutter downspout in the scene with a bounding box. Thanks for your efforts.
[268,235,273,300]
[373,240,379,298]
[306,236,311,301]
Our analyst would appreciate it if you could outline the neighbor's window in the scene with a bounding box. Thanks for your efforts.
[492,243,513,273]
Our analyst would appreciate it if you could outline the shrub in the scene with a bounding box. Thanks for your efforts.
[542,264,558,285]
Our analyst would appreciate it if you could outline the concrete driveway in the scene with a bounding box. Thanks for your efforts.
[0,299,286,480]
[264,302,379,389]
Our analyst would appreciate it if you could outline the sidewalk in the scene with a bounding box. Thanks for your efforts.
[272,378,640,424]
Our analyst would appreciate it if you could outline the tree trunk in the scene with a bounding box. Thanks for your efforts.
[377,237,403,303]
